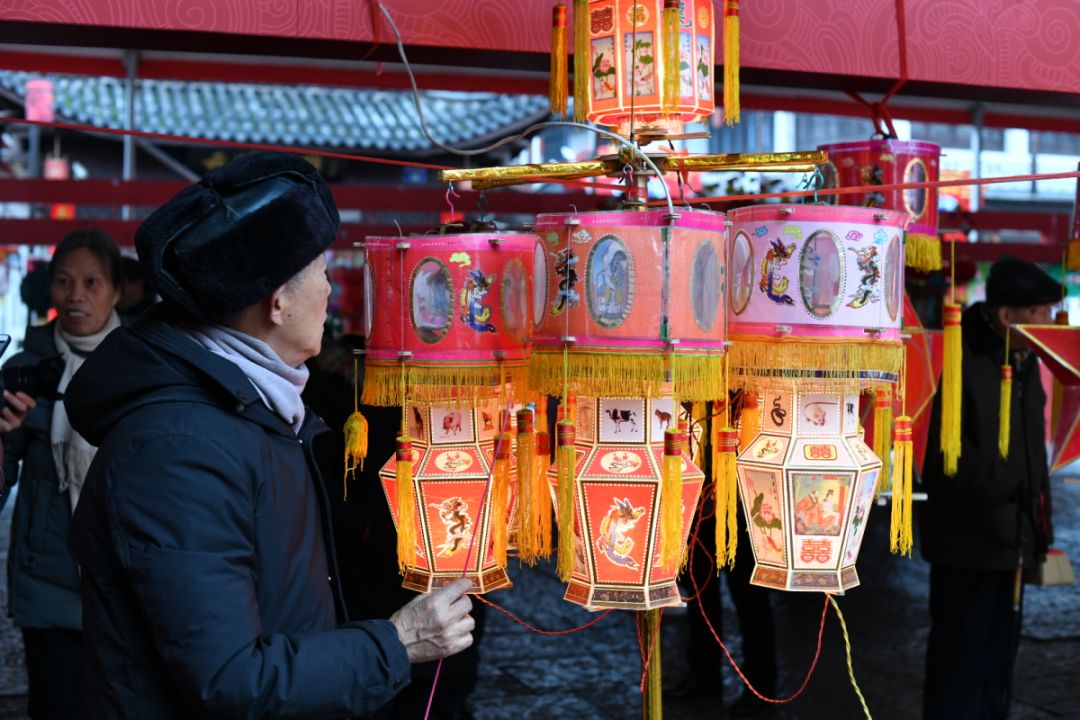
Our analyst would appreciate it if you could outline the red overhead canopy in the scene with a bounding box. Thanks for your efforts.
[1,0,1078,103]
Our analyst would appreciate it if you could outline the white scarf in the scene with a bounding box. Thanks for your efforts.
[51,310,122,514]
[181,325,309,434]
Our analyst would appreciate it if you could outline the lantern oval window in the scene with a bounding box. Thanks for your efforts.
[410,258,454,344]
[799,230,844,319]
[730,230,754,316]
[885,234,902,322]
[903,158,928,220]
[502,258,529,341]
[690,239,722,331]
[532,240,548,329]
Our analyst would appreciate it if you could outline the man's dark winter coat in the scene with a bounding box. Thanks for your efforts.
[66,307,410,719]
[920,302,1053,571]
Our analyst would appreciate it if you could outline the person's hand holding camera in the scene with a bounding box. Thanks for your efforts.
[0,390,36,433]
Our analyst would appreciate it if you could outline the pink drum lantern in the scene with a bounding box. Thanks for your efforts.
[362,232,534,405]
[818,140,941,272]
[531,208,728,400]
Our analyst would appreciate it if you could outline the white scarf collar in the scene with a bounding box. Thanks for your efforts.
[181,324,309,434]
[51,310,122,514]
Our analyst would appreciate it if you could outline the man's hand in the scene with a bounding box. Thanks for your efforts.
[389,578,474,663]
[0,391,36,433]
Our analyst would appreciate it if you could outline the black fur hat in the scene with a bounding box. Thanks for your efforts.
[985,256,1064,308]
[136,152,339,322]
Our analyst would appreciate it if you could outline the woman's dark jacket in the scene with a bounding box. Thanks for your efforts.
[920,302,1053,572]
[1,321,81,630]
[65,308,410,719]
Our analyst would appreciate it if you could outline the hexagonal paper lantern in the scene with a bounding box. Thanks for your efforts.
[379,399,519,594]
[554,395,704,610]
[736,380,882,593]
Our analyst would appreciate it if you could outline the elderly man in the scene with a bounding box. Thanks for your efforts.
[66,153,473,718]
[921,256,1062,720]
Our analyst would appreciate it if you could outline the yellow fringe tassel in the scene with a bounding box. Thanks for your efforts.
[515,409,540,564]
[394,437,416,575]
[872,388,893,497]
[535,406,554,560]
[530,350,727,401]
[492,433,511,569]
[572,0,590,123]
[891,416,914,556]
[343,410,368,501]
[905,233,943,273]
[362,363,528,407]
[550,4,568,118]
[738,390,759,452]
[660,428,684,570]
[555,421,577,581]
[1068,238,1080,271]
[662,0,680,113]
[998,365,1012,460]
[727,338,904,380]
[722,0,740,126]
[941,302,963,476]
[714,424,740,570]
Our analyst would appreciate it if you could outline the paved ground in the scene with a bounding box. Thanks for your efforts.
[3,473,1079,719]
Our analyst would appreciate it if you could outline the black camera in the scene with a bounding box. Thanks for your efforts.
[0,334,65,401]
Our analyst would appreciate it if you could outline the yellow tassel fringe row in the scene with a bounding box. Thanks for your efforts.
[905,233,943,273]
[529,350,728,400]
[728,338,904,380]
[362,363,529,407]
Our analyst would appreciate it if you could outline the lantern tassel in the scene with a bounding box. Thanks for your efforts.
[737,390,759,452]
[492,431,511,569]
[394,436,416,574]
[872,388,893,497]
[555,420,577,581]
[891,416,914,555]
[941,302,963,476]
[1068,239,1080,271]
[660,427,684,570]
[515,409,539,563]
[343,410,368,501]
[662,0,680,113]
[722,0,741,126]
[998,364,1012,460]
[572,0,590,122]
[550,4,569,118]
[535,411,553,559]
[714,424,739,570]
[905,233,943,273]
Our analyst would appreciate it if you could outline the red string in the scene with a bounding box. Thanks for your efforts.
[636,608,665,694]
[0,116,626,192]
[646,168,1080,207]
[474,594,614,635]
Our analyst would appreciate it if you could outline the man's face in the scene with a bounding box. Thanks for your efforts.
[1003,302,1056,349]
[279,254,331,366]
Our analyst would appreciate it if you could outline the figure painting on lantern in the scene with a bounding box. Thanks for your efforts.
[591,37,617,101]
[696,35,711,100]
[843,469,878,563]
[623,32,656,97]
[596,497,647,569]
[430,497,473,558]
[678,32,693,96]
[411,259,452,343]
[743,468,785,564]
[759,238,796,306]
[588,236,632,327]
[792,472,850,536]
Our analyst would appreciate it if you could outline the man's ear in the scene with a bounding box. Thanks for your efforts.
[267,283,290,327]
[996,305,1013,329]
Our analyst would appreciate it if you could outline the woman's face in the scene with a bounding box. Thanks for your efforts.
[51,247,121,336]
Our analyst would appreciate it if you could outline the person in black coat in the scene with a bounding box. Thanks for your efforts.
[65,152,475,719]
[920,257,1061,720]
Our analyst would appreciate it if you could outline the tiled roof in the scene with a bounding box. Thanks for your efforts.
[0,71,550,153]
